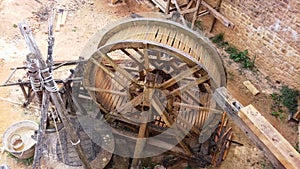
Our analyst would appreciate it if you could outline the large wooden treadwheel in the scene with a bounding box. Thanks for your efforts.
[78,18,227,163]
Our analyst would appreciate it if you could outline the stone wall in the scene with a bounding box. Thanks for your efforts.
[205,0,300,89]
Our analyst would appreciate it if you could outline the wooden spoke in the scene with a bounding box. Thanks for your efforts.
[90,57,128,89]
[159,65,200,89]
[133,48,144,58]
[85,87,127,96]
[185,90,204,106]
[110,94,143,115]
[120,49,144,70]
[151,95,193,156]
[170,74,209,96]
[123,66,139,73]
[97,51,139,84]
[132,110,150,161]
[143,43,150,71]
[151,96,173,127]
[173,102,223,113]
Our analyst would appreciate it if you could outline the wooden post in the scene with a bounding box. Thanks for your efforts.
[18,21,92,169]
[165,0,171,14]
[213,87,300,169]
[191,0,201,29]
[293,103,300,120]
[32,91,49,168]
[209,0,222,32]
[173,0,188,27]
[201,1,234,28]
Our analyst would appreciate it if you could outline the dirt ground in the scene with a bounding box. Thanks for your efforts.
[0,0,298,169]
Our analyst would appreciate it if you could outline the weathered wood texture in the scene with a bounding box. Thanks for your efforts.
[293,105,300,120]
[243,80,259,96]
[214,87,300,169]
[18,21,92,169]
[151,0,234,28]
[32,92,49,168]
[201,1,234,28]
[240,105,300,169]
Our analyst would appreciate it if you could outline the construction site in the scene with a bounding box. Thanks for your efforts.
[0,0,299,168]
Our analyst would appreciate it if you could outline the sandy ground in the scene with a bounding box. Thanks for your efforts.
[0,0,298,168]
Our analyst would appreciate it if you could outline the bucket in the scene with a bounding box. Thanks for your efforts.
[2,120,38,159]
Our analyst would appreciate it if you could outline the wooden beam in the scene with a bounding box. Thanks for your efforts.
[201,1,234,28]
[165,0,171,14]
[90,57,128,89]
[170,74,209,96]
[213,87,300,169]
[240,105,300,168]
[32,91,49,168]
[152,96,193,156]
[98,51,138,84]
[191,0,201,29]
[55,11,62,32]
[61,10,68,26]
[243,80,260,96]
[18,21,92,169]
[293,104,300,120]
[85,87,127,96]
[159,65,200,89]
[173,0,188,27]
[209,0,222,32]
[111,128,186,154]
[131,111,150,166]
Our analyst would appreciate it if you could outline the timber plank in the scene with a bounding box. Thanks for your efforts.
[239,105,300,169]
[214,87,300,169]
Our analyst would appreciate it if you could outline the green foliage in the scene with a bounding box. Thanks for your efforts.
[226,47,254,69]
[270,93,284,119]
[271,110,283,119]
[210,33,255,69]
[280,86,299,115]
[7,152,34,166]
[210,33,229,48]
[260,161,274,169]
[13,24,18,28]
[195,20,202,28]
[210,33,224,44]
[270,86,300,118]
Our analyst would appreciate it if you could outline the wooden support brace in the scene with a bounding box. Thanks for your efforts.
[201,1,234,28]
[191,0,201,30]
[55,11,62,32]
[3,68,17,85]
[173,0,188,27]
[213,87,300,169]
[293,102,300,120]
[165,0,171,14]
[209,0,222,32]
[18,21,92,169]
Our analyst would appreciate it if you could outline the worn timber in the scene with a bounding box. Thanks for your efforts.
[149,0,234,29]
[18,21,92,169]
[80,18,229,167]
[213,87,300,169]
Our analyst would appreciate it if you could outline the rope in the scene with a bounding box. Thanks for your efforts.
[42,70,59,92]
[70,139,81,146]
[30,77,43,91]
[27,54,43,92]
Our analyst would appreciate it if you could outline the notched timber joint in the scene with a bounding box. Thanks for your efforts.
[213,87,243,115]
